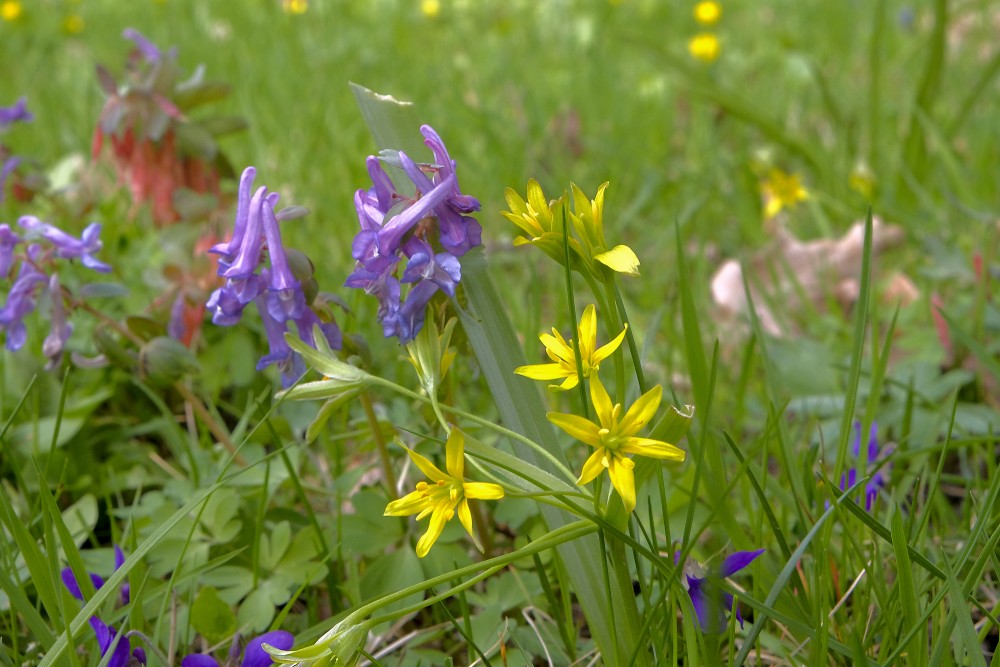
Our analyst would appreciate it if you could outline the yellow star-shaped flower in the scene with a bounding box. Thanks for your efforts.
[761,168,809,219]
[515,304,627,390]
[384,428,504,558]
[548,376,685,512]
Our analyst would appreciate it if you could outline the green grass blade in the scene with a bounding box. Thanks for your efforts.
[891,505,927,667]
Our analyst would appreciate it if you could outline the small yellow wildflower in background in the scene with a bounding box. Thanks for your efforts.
[422,0,440,18]
[63,14,84,34]
[694,1,721,25]
[761,168,809,219]
[848,161,876,199]
[1,0,23,21]
[688,33,720,62]
[548,376,685,513]
[282,0,307,14]
[516,304,627,390]
[384,429,504,558]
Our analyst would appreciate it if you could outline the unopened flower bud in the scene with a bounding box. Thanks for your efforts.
[138,336,199,385]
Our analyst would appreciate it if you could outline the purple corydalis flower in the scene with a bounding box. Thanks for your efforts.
[210,166,257,264]
[18,217,112,273]
[681,549,764,633]
[182,630,294,667]
[346,125,480,343]
[840,421,889,511]
[0,97,33,130]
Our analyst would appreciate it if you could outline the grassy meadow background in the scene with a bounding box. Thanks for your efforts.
[1,0,999,664]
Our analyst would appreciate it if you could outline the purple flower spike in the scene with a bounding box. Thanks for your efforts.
[420,124,481,213]
[0,223,20,278]
[840,421,890,512]
[682,548,764,633]
[222,187,267,281]
[0,97,33,129]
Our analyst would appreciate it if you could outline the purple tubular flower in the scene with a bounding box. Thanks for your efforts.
[254,294,306,388]
[261,195,307,323]
[0,245,46,350]
[17,217,112,273]
[840,421,889,511]
[0,97,33,129]
[401,238,461,297]
[0,223,20,278]
[222,187,267,282]
[683,549,764,633]
[210,167,257,263]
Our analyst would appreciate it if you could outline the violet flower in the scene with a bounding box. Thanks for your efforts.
[121,28,176,64]
[0,97,33,130]
[182,631,294,667]
[207,166,341,387]
[345,125,480,343]
[840,421,890,511]
[61,546,143,667]
[680,549,765,633]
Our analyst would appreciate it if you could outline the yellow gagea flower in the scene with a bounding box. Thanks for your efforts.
[516,304,626,390]
[761,168,809,219]
[384,429,504,557]
[548,376,685,512]
[569,182,641,277]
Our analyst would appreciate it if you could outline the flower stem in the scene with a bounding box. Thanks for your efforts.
[360,391,397,498]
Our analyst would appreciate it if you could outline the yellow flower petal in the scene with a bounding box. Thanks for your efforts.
[607,455,637,513]
[620,437,686,461]
[578,305,597,361]
[618,384,662,436]
[592,323,627,365]
[402,445,448,482]
[526,179,550,229]
[464,482,505,500]
[445,429,464,480]
[415,505,452,558]
[539,330,574,362]
[577,447,609,486]
[384,488,430,517]
[548,412,601,446]
[589,375,615,428]
[594,245,641,277]
[514,362,573,381]
[557,374,580,390]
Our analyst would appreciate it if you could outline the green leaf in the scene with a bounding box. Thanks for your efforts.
[191,586,237,645]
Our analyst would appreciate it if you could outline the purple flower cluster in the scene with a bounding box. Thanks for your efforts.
[207,166,341,387]
[840,421,890,511]
[0,216,111,365]
[1,97,34,202]
[346,125,481,343]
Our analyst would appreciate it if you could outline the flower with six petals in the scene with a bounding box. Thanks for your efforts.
[515,304,626,390]
[548,376,685,512]
[384,428,504,558]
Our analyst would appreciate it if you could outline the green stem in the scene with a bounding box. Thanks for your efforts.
[612,279,648,394]
[368,376,578,485]
[561,200,589,420]
[360,391,397,498]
